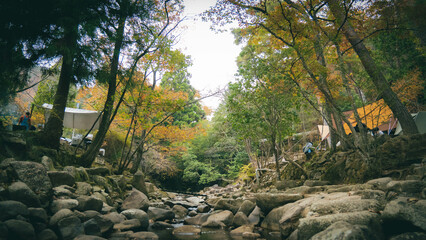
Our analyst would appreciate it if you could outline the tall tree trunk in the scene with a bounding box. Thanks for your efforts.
[40,23,78,149]
[79,15,126,167]
[326,0,418,135]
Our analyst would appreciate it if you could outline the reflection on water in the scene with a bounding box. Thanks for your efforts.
[151,227,282,240]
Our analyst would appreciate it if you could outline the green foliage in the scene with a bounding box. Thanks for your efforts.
[238,163,255,182]
[181,152,222,185]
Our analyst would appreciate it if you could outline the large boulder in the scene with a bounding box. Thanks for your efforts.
[148,207,175,221]
[113,219,141,231]
[311,221,376,240]
[131,171,148,195]
[50,199,79,213]
[41,156,55,171]
[309,197,381,215]
[4,219,36,240]
[203,210,234,227]
[0,200,29,221]
[121,209,149,230]
[184,213,210,225]
[49,209,74,226]
[296,211,381,240]
[237,200,256,216]
[255,193,303,214]
[121,189,149,211]
[75,182,93,196]
[382,197,426,231]
[386,180,425,194]
[102,212,126,224]
[173,204,188,219]
[76,196,103,212]
[48,171,75,187]
[232,212,250,227]
[28,207,48,224]
[9,161,52,205]
[57,216,84,240]
[83,218,102,237]
[8,181,40,207]
[214,198,244,214]
[248,206,262,226]
[230,224,254,236]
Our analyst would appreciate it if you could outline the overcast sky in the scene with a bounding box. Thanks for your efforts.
[173,0,241,112]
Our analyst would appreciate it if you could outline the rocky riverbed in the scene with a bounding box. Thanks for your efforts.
[0,156,425,240]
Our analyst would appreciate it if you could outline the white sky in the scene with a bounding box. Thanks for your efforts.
[173,0,242,112]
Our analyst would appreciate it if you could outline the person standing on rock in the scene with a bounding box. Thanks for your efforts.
[18,111,31,130]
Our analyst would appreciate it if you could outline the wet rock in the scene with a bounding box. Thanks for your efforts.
[8,181,41,207]
[184,213,210,225]
[173,204,188,219]
[28,207,48,223]
[188,210,197,216]
[76,196,103,212]
[102,212,125,224]
[296,211,381,240]
[173,225,201,236]
[238,200,256,216]
[50,199,78,213]
[255,193,303,214]
[230,224,254,236]
[57,216,84,240]
[129,232,159,240]
[75,182,93,195]
[38,228,58,240]
[382,197,426,231]
[148,207,175,221]
[83,218,101,236]
[49,209,74,226]
[0,200,29,221]
[48,171,75,187]
[233,212,250,227]
[248,206,262,226]
[4,219,36,240]
[310,221,375,240]
[151,221,174,230]
[121,189,149,211]
[197,204,210,213]
[204,210,233,227]
[113,219,141,231]
[121,209,149,230]
[215,198,243,214]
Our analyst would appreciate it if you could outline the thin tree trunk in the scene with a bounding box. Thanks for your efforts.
[40,23,78,149]
[79,15,126,166]
[326,0,418,135]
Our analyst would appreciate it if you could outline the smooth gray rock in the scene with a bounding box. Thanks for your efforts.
[8,181,41,207]
[75,182,93,195]
[197,204,211,213]
[129,231,159,240]
[232,212,250,227]
[297,211,381,240]
[262,202,302,232]
[237,200,256,216]
[184,213,210,225]
[310,198,381,215]
[121,189,149,211]
[38,228,58,240]
[230,225,254,236]
[50,199,79,213]
[254,193,303,214]
[53,186,76,198]
[382,197,426,231]
[214,198,244,214]
[0,200,29,221]
[188,210,197,217]
[92,215,114,234]
[132,171,148,195]
[102,212,125,224]
[204,210,234,227]
[172,204,188,219]
[4,219,36,240]
[366,177,393,191]
[248,206,262,226]
[57,216,84,240]
[28,207,48,223]
[113,219,141,231]
[77,196,103,212]
[49,209,74,226]
[311,221,375,240]
[121,209,149,230]
[148,207,175,221]
[83,218,101,236]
